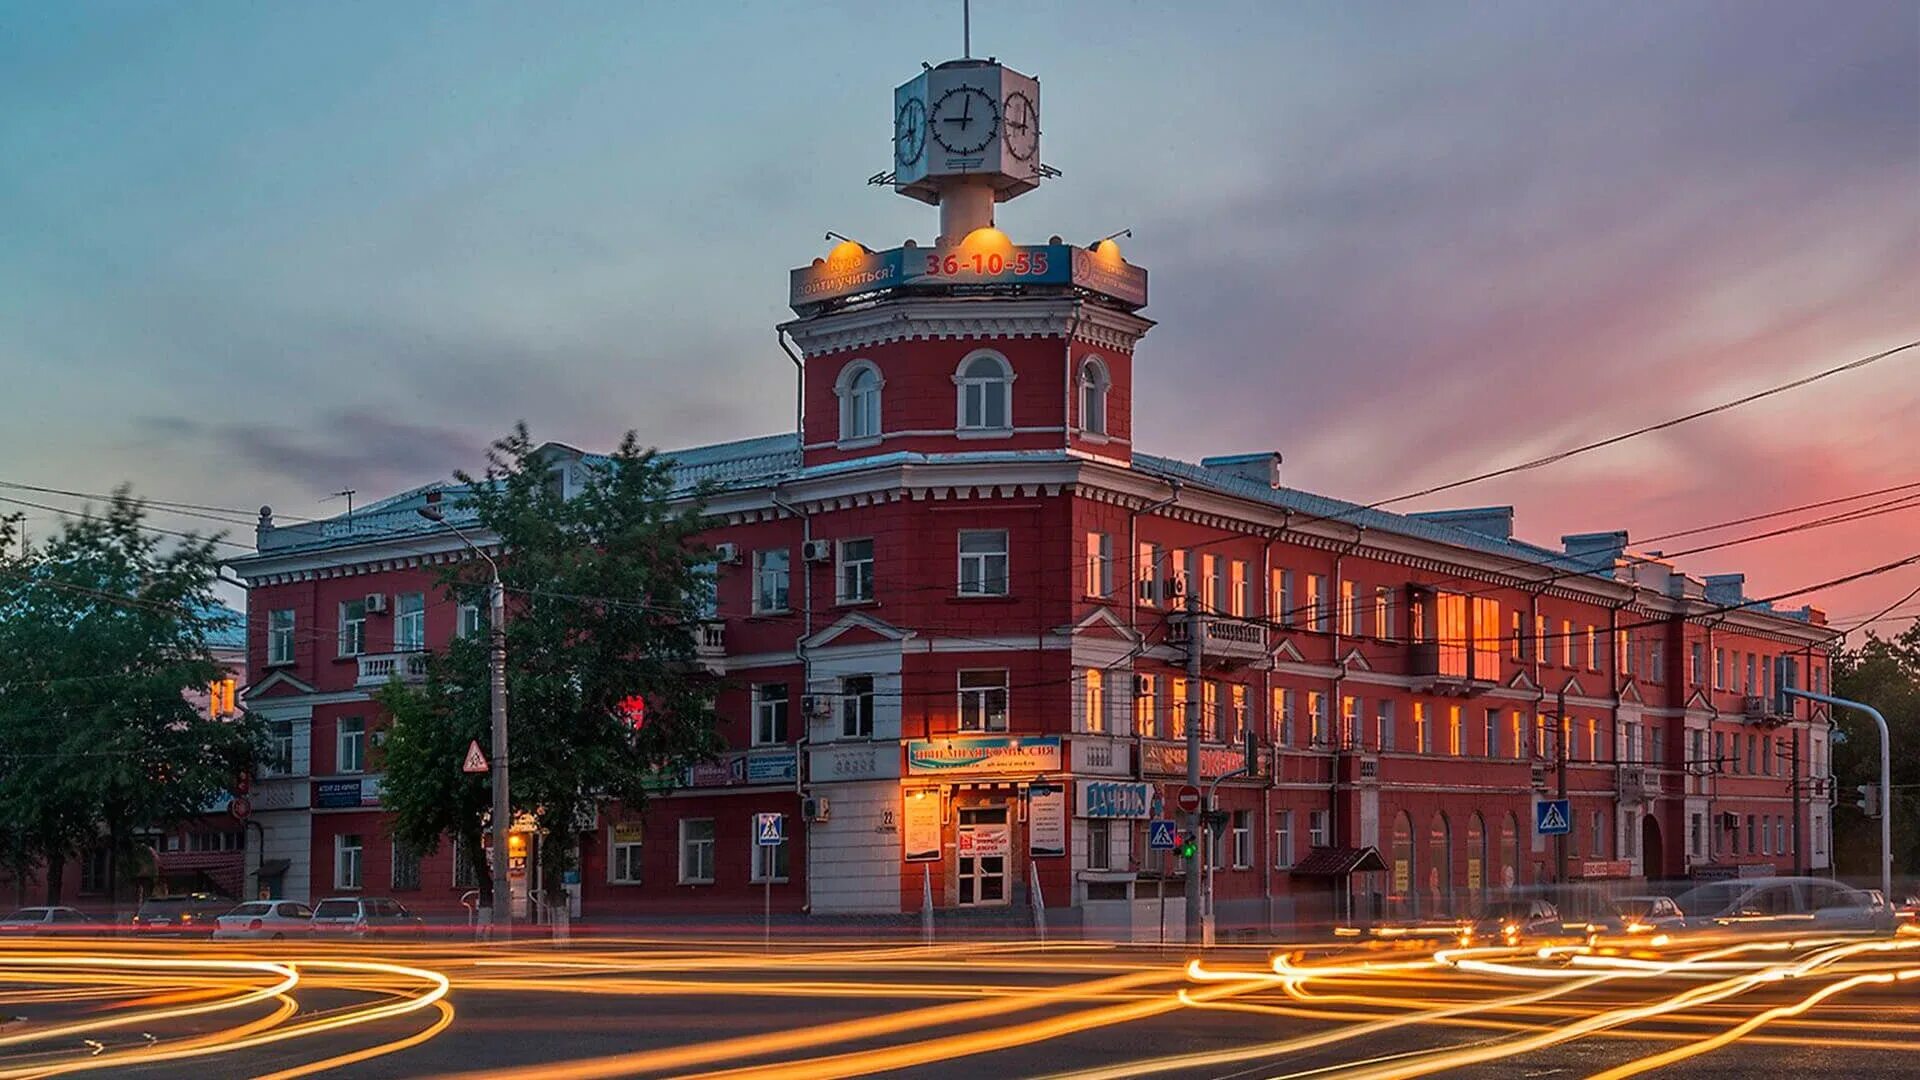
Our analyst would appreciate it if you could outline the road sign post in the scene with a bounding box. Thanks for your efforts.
[754,812,785,951]
[1148,819,1176,946]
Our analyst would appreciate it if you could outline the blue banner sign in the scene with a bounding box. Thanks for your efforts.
[1076,780,1154,819]
[791,241,1146,313]
[905,735,1061,776]
[314,780,361,809]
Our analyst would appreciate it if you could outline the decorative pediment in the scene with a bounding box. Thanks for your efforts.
[1051,606,1143,645]
[1685,687,1713,711]
[1339,647,1373,672]
[1507,668,1538,692]
[244,670,316,700]
[1555,674,1589,698]
[1617,680,1646,705]
[1270,637,1306,664]
[803,611,917,651]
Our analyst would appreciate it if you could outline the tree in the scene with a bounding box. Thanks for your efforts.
[377,425,722,914]
[1830,620,1920,879]
[0,491,262,904]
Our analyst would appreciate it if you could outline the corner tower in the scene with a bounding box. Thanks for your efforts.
[783,53,1152,470]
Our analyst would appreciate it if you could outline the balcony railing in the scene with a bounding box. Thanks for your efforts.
[356,651,429,688]
[695,620,726,658]
[1166,612,1267,665]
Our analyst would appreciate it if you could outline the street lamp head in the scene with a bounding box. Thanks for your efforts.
[417,491,445,522]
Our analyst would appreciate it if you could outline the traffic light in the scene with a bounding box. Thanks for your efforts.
[1858,784,1881,818]
[1243,727,1259,776]
[1176,831,1199,860]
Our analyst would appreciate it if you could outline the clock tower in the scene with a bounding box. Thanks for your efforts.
[892,58,1044,243]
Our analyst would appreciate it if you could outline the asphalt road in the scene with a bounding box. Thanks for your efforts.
[3,930,1918,1078]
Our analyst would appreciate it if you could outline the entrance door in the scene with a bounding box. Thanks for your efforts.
[957,807,1009,906]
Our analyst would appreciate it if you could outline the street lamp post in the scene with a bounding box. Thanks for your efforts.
[419,504,511,940]
[1783,687,1890,903]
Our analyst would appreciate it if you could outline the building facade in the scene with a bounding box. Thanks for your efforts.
[228,53,1836,928]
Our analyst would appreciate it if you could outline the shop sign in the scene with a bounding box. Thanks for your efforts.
[903,792,941,863]
[811,742,898,782]
[1076,780,1154,819]
[1575,858,1633,880]
[1140,742,1256,779]
[610,823,645,845]
[686,756,747,788]
[789,242,1147,314]
[1028,786,1067,858]
[906,735,1061,776]
[746,750,798,784]
[958,825,1011,859]
[314,780,361,809]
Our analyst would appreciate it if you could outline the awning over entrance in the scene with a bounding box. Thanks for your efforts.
[256,859,291,878]
[1289,845,1388,877]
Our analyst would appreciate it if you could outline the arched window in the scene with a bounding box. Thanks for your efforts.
[836,361,883,442]
[1078,357,1110,435]
[1428,812,1453,916]
[1391,811,1415,918]
[955,351,1013,431]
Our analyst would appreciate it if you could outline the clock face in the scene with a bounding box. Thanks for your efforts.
[929,85,999,155]
[1003,90,1038,161]
[894,97,927,168]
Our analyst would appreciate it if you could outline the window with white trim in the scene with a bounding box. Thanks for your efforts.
[837,538,874,603]
[1231,810,1252,868]
[958,529,1009,596]
[679,818,715,884]
[1087,818,1113,871]
[958,670,1009,732]
[337,717,365,774]
[338,600,367,657]
[1137,542,1161,605]
[1230,560,1250,617]
[1378,700,1396,752]
[838,361,882,441]
[335,834,363,889]
[609,824,643,884]
[840,676,874,738]
[395,592,426,651]
[1274,810,1294,868]
[753,549,790,613]
[457,602,484,639]
[752,684,789,745]
[1307,574,1329,631]
[956,351,1012,430]
[1085,532,1113,598]
[1135,673,1158,738]
[261,719,294,776]
[1080,668,1106,734]
[1272,568,1295,626]
[268,609,295,665]
[1308,810,1329,849]
[1078,356,1109,435]
[1374,587,1393,639]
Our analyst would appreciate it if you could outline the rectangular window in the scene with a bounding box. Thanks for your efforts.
[1308,810,1329,849]
[1374,586,1393,639]
[1564,620,1577,669]
[1085,532,1113,598]
[837,538,875,603]
[261,719,294,776]
[79,848,109,893]
[1229,684,1248,744]
[1274,811,1294,869]
[752,825,790,882]
[1534,614,1548,664]
[1448,705,1463,756]
[1714,731,1725,773]
[753,684,790,745]
[1307,574,1329,631]
[457,602,484,639]
[1168,548,1189,602]
[1200,554,1221,612]
[754,549,791,612]
[958,530,1010,596]
[1136,674,1158,738]
[1650,646,1665,685]
[1745,654,1757,694]
[1690,813,1704,860]
[1378,700,1396,752]
[394,592,426,651]
[679,819,716,884]
[392,840,421,890]
[1591,718,1603,762]
[1138,542,1161,605]
[1171,678,1189,740]
[1087,818,1112,871]
[958,670,1010,732]
[1340,695,1358,748]
[1511,711,1527,760]
[1414,701,1431,754]
[1484,708,1500,758]
[1274,688,1295,747]
[1308,691,1328,747]
[1081,669,1106,734]
[1592,811,1608,859]
[338,600,367,657]
[1230,560,1251,617]
[1690,642,1705,686]
[1272,569,1296,627]
[1588,626,1602,670]
[1231,810,1252,868]
[268,609,295,665]
[1745,814,1757,855]
[1510,611,1524,660]
[337,717,365,774]
[1339,580,1357,636]
[1714,648,1726,690]
[1201,680,1219,741]
[839,676,874,739]
[335,834,363,890]
[609,825,643,884]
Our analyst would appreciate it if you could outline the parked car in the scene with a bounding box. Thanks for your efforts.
[131,893,233,935]
[1674,876,1895,932]
[308,897,426,937]
[211,900,313,941]
[1613,895,1686,932]
[1466,899,1563,944]
[0,906,92,935]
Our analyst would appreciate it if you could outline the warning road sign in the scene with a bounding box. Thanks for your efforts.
[755,812,786,846]
[1535,799,1571,835]
[462,741,489,774]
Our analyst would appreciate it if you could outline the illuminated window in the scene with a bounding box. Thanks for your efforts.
[1414,702,1431,754]
[1588,626,1602,670]
[1084,532,1113,598]
[1435,593,1502,679]
[837,361,883,441]
[1448,706,1462,756]
[1229,684,1248,743]
[955,351,1013,431]
[1201,681,1219,741]
[208,677,238,718]
[1078,357,1109,436]
[1080,669,1106,734]
[1272,569,1295,626]
[1200,554,1220,611]
[1308,691,1328,747]
[1563,621,1577,669]
[1171,677,1190,739]
[1230,560,1250,617]
[1135,674,1158,737]
[1374,586,1393,638]
[1341,695,1358,748]
[1339,580,1357,636]
[1307,574,1329,631]
[1273,688,1295,746]
[1137,542,1161,606]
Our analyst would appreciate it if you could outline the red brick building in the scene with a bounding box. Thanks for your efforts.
[227,54,1835,930]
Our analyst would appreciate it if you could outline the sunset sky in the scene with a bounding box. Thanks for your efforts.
[2,1,1915,632]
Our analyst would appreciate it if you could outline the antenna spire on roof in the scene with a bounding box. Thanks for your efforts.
[963,0,971,58]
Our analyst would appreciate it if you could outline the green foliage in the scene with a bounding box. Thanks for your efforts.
[1830,620,1920,877]
[377,425,722,906]
[0,490,262,903]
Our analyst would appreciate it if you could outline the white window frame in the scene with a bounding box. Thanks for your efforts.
[958,669,1010,732]
[1085,532,1113,598]
[751,828,790,883]
[1080,668,1106,734]
[1378,700,1395,752]
[1087,818,1112,871]
[609,828,643,884]
[1272,569,1295,627]
[1274,810,1294,869]
[261,719,295,777]
[753,549,791,613]
[268,609,295,665]
[1231,810,1252,868]
[1230,560,1250,617]
[1308,574,1329,631]
[457,602,484,639]
[840,675,874,739]
[836,360,883,443]
[954,349,1014,432]
[752,684,789,746]
[335,834,363,890]
[836,538,875,603]
[1078,356,1110,436]
[957,529,1010,596]
[1135,673,1158,739]
[1308,810,1329,849]
[338,600,367,657]
[337,717,366,774]
[395,591,426,651]
[1137,542,1161,605]
[678,818,716,884]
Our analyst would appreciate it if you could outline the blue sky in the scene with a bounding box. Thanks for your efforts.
[2,1,1916,627]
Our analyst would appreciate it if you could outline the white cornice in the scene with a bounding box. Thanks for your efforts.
[782,297,1154,356]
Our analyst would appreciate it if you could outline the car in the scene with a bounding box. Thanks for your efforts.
[211,900,313,940]
[1895,895,1920,924]
[1673,876,1894,932]
[0,906,92,935]
[1613,895,1686,932]
[1466,898,1563,944]
[308,897,426,937]
[131,893,233,936]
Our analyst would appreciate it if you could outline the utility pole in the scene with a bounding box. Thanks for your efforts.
[420,503,512,940]
[1785,688,1889,902]
[1790,727,1803,878]
[1555,687,1569,885]
[1183,589,1205,946]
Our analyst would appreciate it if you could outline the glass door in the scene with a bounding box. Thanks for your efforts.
[957,806,1009,906]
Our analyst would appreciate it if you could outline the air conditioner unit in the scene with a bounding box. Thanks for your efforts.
[1132,674,1151,697]
[713,542,741,565]
[802,796,830,822]
[802,695,833,719]
[370,730,388,748]
[363,592,388,614]
[1167,573,1188,598]
[802,539,833,563]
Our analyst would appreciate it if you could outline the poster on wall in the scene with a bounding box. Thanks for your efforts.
[1028,785,1067,858]
[903,792,941,863]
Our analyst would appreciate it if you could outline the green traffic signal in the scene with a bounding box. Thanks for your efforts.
[1176,833,1198,859]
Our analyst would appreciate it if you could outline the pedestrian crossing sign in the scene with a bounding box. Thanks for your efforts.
[461,740,489,774]
[1148,819,1178,851]
[1535,799,1571,835]
[755,812,786,846]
